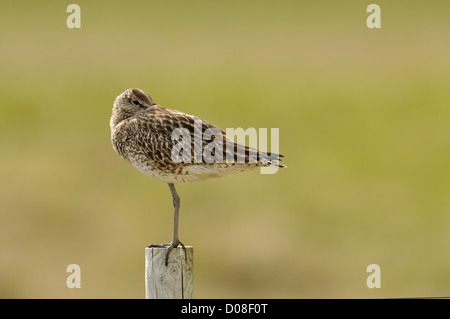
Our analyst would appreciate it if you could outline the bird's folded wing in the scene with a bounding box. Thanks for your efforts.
[129,107,285,167]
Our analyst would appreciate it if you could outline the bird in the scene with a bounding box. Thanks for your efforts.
[110,88,286,265]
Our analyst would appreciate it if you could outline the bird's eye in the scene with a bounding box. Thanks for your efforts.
[132,100,140,106]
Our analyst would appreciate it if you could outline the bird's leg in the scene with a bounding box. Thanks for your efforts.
[169,183,184,245]
[166,183,186,265]
[147,183,185,266]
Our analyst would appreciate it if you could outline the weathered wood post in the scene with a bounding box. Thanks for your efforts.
[145,246,194,299]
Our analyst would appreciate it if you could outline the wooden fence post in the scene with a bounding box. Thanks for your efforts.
[145,246,194,299]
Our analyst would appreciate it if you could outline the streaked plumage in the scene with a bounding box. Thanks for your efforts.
[110,88,285,184]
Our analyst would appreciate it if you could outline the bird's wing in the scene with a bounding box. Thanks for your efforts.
[127,105,285,167]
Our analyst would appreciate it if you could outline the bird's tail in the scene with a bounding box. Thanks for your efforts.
[224,138,287,168]
[258,151,286,168]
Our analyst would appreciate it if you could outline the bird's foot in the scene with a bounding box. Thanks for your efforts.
[148,240,186,266]
[147,243,171,248]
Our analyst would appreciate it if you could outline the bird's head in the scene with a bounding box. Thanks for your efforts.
[114,88,156,115]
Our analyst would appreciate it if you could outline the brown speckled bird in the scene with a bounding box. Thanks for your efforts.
[110,88,285,264]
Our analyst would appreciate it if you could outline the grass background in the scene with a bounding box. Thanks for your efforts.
[0,0,449,298]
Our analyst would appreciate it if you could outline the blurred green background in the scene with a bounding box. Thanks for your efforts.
[1,0,449,298]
